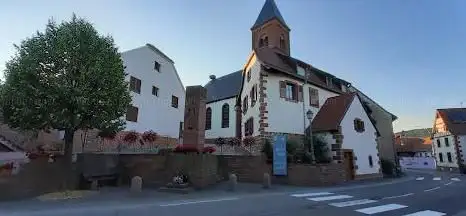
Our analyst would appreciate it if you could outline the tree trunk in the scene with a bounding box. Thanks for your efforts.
[62,128,76,190]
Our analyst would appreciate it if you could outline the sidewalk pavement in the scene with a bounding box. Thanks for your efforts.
[0,175,414,212]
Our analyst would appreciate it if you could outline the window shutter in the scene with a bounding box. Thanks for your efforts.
[279,81,286,98]
[298,85,303,101]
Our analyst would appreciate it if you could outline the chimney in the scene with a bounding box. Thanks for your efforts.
[209,75,216,80]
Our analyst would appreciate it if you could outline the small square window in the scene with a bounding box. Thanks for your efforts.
[172,96,179,108]
[152,86,159,96]
[154,61,161,72]
[129,76,141,94]
[126,105,139,122]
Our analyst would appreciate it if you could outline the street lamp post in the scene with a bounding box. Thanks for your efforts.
[306,109,316,164]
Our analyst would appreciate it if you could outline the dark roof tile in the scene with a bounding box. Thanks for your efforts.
[204,70,242,103]
[437,108,466,135]
[252,0,289,30]
[311,93,356,132]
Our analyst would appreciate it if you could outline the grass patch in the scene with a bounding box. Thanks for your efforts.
[36,190,98,201]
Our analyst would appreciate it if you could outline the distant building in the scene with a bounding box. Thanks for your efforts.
[394,135,432,157]
[432,108,466,172]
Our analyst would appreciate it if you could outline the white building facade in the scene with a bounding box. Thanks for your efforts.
[122,44,185,139]
[432,108,466,172]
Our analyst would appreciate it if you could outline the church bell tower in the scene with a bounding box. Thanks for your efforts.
[251,0,291,56]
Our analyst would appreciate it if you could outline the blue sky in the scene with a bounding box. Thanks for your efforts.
[1,0,466,133]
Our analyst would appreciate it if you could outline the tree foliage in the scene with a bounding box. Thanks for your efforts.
[1,14,131,169]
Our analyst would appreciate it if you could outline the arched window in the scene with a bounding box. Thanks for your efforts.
[368,155,373,167]
[259,38,264,47]
[205,107,212,130]
[280,35,286,49]
[222,104,229,128]
[264,36,269,46]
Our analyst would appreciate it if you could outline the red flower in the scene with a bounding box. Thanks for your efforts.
[123,131,139,143]
[142,130,158,142]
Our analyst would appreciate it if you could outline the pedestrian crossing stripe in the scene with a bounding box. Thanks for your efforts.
[329,199,377,207]
[355,204,408,214]
[290,192,333,197]
[307,195,353,201]
[416,177,424,180]
[401,210,446,216]
[433,177,441,181]
[451,177,460,181]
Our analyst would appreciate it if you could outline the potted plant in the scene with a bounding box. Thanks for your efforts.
[215,137,226,152]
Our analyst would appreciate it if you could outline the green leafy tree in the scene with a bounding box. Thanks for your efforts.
[1,14,131,187]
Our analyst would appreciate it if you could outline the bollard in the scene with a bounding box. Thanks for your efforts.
[263,173,271,189]
[228,174,237,191]
[130,176,143,193]
[91,180,99,190]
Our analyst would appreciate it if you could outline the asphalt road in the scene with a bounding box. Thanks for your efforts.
[2,169,466,216]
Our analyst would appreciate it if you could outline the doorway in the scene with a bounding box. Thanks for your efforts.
[343,150,355,180]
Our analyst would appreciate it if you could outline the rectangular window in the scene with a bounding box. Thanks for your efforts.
[437,139,441,148]
[129,76,141,94]
[285,83,295,100]
[247,69,251,82]
[439,153,444,162]
[444,137,450,147]
[309,87,319,107]
[243,96,249,114]
[179,122,183,138]
[171,96,178,108]
[447,152,452,163]
[152,86,159,96]
[154,61,161,72]
[126,105,139,122]
[297,66,305,76]
[245,117,254,136]
[250,85,257,107]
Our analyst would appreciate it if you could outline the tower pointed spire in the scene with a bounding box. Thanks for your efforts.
[251,0,289,30]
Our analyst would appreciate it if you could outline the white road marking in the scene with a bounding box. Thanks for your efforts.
[307,195,353,201]
[402,210,446,216]
[451,177,460,181]
[355,204,408,214]
[290,192,333,197]
[445,182,453,186]
[159,197,239,207]
[424,187,441,192]
[329,199,377,207]
[381,193,414,200]
[433,177,441,181]
[416,177,425,180]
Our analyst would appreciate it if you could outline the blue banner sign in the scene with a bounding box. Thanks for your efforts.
[273,134,287,176]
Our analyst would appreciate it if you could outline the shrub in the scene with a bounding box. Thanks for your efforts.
[142,130,158,142]
[262,139,273,162]
[215,137,226,145]
[123,131,139,143]
[227,137,241,146]
[381,159,395,176]
[243,136,256,146]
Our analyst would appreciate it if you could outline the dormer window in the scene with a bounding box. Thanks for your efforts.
[297,66,305,76]
[280,35,286,49]
[326,77,333,86]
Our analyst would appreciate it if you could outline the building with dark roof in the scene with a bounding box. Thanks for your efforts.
[432,108,466,172]
[203,0,397,179]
